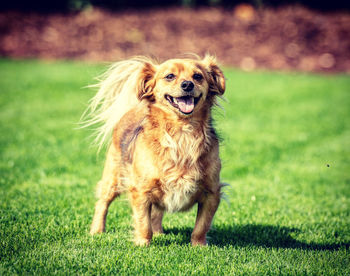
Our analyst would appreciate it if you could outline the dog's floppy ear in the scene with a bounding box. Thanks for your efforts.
[202,55,226,95]
[138,62,156,101]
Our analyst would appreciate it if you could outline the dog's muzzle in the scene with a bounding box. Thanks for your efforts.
[165,94,202,115]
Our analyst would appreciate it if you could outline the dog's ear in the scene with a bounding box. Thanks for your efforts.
[202,55,226,95]
[138,62,156,101]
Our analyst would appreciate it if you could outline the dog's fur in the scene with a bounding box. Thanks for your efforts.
[84,55,226,246]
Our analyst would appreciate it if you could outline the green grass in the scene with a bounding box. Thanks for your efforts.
[0,59,349,274]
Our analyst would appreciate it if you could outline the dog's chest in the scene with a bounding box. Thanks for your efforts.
[161,177,198,213]
[158,127,206,212]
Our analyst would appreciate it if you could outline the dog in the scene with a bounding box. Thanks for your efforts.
[84,55,226,246]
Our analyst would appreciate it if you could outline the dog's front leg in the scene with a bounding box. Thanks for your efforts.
[191,191,220,246]
[131,191,152,246]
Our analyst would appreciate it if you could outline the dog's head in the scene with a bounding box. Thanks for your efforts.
[137,55,225,117]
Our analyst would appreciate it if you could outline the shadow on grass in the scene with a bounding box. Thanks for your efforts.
[159,224,349,250]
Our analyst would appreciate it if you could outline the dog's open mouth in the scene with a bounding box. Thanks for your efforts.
[165,94,202,115]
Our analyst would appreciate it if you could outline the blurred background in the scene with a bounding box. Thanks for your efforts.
[0,0,349,73]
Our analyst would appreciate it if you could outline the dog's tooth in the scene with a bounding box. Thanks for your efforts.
[173,98,178,104]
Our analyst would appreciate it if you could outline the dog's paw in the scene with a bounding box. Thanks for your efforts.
[90,224,104,235]
[134,237,151,246]
[191,238,207,246]
[152,229,164,236]
[90,229,103,235]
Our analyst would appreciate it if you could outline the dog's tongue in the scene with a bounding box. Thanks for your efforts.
[176,96,194,114]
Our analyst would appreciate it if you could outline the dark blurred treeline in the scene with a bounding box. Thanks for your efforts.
[1,0,349,12]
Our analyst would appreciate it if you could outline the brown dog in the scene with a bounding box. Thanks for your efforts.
[84,55,226,246]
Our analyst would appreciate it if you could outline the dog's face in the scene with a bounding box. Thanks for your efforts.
[138,56,225,117]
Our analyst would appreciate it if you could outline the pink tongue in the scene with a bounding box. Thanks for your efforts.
[177,97,194,113]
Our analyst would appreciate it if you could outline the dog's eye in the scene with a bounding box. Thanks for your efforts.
[165,73,176,81]
[193,73,203,81]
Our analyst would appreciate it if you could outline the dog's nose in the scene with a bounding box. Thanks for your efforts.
[181,81,194,92]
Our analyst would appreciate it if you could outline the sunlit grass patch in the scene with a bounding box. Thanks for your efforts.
[0,59,349,274]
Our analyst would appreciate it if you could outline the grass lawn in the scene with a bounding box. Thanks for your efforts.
[0,59,349,274]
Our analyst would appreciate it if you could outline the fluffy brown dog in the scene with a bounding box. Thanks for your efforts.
[84,55,226,246]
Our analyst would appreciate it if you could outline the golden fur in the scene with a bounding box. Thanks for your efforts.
[84,55,226,246]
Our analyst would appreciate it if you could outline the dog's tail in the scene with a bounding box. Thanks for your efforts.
[81,57,156,150]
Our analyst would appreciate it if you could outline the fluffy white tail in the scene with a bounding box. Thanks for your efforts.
[81,57,157,150]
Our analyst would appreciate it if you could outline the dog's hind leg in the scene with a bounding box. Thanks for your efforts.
[151,205,164,234]
[90,182,119,235]
[90,145,121,235]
